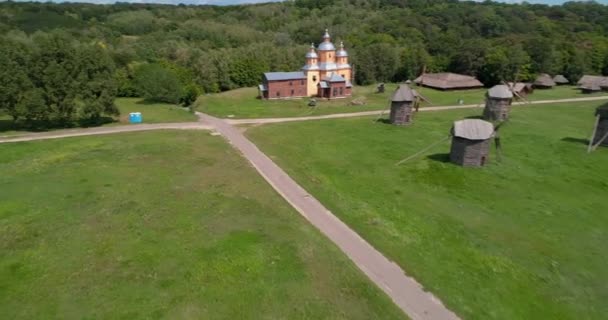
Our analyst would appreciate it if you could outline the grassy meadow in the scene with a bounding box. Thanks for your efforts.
[196,84,608,119]
[0,131,405,319]
[0,98,196,137]
[114,98,198,124]
[246,101,608,320]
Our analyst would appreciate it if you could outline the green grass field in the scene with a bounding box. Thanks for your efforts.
[196,84,608,119]
[115,98,198,124]
[0,98,196,136]
[246,101,608,320]
[0,131,405,319]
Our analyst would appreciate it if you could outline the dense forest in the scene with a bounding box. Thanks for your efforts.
[1,0,608,125]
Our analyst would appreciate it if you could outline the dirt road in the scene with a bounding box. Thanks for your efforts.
[0,122,211,144]
[226,95,608,125]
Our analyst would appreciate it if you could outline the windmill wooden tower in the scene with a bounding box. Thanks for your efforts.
[483,84,514,121]
[389,84,417,125]
[588,103,608,152]
[450,119,501,167]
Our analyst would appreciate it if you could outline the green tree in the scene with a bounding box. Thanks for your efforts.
[134,63,184,104]
[0,38,32,121]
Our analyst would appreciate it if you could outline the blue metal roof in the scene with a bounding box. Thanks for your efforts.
[264,72,306,81]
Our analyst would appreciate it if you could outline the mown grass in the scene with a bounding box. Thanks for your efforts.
[196,84,607,119]
[115,97,198,124]
[194,84,390,119]
[0,131,406,320]
[246,101,608,320]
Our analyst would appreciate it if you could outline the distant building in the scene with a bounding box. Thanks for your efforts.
[578,75,608,93]
[553,74,569,85]
[259,30,352,99]
[413,72,483,90]
[533,73,556,89]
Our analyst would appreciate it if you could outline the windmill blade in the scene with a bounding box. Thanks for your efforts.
[374,95,392,123]
[494,134,503,162]
[591,130,608,152]
[417,92,434,106]
[587,114,600,153]
[512,90,530,104]
[494,119,508,132]
[395,135,451,166]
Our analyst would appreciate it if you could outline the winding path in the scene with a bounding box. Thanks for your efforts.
[0,122,211,144]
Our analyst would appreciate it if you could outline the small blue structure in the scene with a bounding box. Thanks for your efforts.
[129,112,142,124]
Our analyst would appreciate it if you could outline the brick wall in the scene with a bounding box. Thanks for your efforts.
[265,79,308,99]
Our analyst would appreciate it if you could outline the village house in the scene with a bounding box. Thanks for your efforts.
[259,30,353,99]
[413,72,483,90]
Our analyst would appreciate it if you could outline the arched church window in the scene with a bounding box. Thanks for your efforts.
[313,76,317,82]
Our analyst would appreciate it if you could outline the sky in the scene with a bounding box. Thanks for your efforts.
[5,0,608,5]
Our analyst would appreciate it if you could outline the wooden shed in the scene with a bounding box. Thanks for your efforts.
[592,104,608,147]
[533,73,556,89]
[553,74,569,85]
[450,119,495,167]
[483,85,513,121]
[389,85,416,125]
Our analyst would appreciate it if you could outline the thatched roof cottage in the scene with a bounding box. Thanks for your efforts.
[533,73,556,89]
[552,74,569,85]
[414,72,483,90]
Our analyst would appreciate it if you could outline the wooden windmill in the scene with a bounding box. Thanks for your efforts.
[483,84,513,121]
[395,119,506,166]
[449,119,505,167]
[389,84,416,125]
[587,103,608,152]
[375,83,433,123]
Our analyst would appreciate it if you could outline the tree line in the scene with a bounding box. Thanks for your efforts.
[1,0,608,126]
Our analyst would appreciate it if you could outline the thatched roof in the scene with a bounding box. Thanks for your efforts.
[451,119,495,141]
[534,73,556,87]
[391,84,417,102]
[487,85,513,99]
[578,75,608,86]
[580,82,601,91]
[553,75,569,84]
[414,72,483,90]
